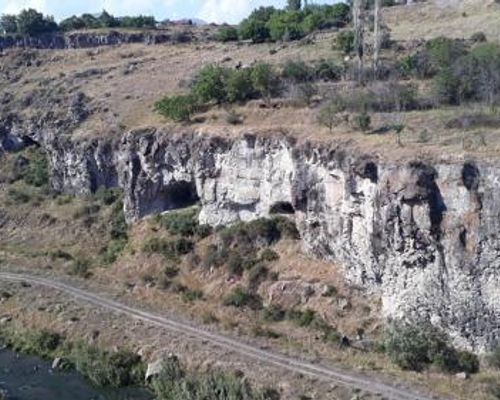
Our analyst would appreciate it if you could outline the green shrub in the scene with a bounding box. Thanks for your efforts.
[318,100,345,133]
[225,110,244,125]
[426,37,466,69]
[93,187,121,205]
[155,94,199,122]
[153,362,262,400]
[262,305,286,322]
[353,112,371,132]
[109,201,128,240]
[8,330,62,359]
[385,322,479,373]
[287,309,316,327]
[192,65,229,104]
[226,69,255,103]
[336,31,355,54]
[217,26,239,42]
[101,239,127,265]
[142,237,194,260]
[71,344,144,388]
[7,188,32,203]
[282,60,313,83]
[314,59,342,81]
[227,251,245,276]
[250,63,280,100]
[69,258,91,278]
[21,150,49,188]
[223,288,263,310]
[432,68,461,105]
[247,264,269,288]
[260,248,279,262]
[471,31,487,43]
[157,208,199,237]
[15,9,58,36]
[182,288,204,302]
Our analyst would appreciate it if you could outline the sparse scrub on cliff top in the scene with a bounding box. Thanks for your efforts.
[155,94,199,122]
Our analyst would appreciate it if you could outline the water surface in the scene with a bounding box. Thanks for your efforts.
[0,349,153,400]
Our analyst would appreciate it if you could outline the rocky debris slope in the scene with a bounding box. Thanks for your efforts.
[2,121,500,352]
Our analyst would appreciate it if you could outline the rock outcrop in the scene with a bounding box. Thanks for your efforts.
[2,125,500,352]
[0,30,186,51]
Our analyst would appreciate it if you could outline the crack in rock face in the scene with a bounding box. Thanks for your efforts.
[4,127,500,352]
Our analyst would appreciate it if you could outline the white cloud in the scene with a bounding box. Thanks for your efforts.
[2,0,48,14]
[197,0,252,24]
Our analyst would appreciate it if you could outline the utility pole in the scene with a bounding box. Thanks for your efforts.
[353,0,364,83]
[373,0,381,80]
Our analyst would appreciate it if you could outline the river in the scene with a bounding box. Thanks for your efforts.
[0,349,153,400]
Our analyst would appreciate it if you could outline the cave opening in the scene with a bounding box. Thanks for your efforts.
[163,180,200,210]
[269,201,295,215]
[462,162,480,192]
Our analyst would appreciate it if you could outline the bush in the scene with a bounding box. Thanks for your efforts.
[157,208,199,237]
[69,258,91,278]
[471,31,487,43]
[385,322,479,373]
[353,112,371,132]
[152,360,263,400]
[250,63,280,100]
[142,237,194,260]
[314,59,342,81]
[426,37,466,69]
[217,26,239,42]
[155,94,199,122]
[336,31,355,54]
[281,60,313,83]
[262,305,286,322]
[192,65,229,104]
[226,69,255,103]
[8,330,62,359]
[109,201,128,240]
[93,187,121,205]
[71,344,144,388]
[260,248,279,262]
[287,309,316,327]
[318,100,345,132]
[223,288,263,310]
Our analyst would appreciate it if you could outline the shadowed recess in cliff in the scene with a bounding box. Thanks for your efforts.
[462,162,480,192]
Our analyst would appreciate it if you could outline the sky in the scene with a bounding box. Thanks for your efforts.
[0,0,342,25]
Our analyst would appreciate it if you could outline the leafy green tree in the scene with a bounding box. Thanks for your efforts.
[80,13,101,29]
[98,10,118,28]
[16,9,58,36]
[250,63,280,101]
[192,65,228,104]
[336,30,355,54]
[226,69,255,103]
[59,16,86,32]
[217,26,239,42]
[238,6,276,43]
[0,14,18,34]
[266,10,305,41]
[120,15,156,28]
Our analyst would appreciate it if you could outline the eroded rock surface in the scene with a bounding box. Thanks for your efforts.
[2,125,500,351]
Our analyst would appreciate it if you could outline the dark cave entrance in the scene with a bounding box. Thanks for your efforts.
[161,180,199,211]
[269,201,296,215]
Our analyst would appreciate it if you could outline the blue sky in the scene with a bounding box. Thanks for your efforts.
[0,0,342,24]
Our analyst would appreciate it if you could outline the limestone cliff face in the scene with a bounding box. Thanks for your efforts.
[0,31,177,51]
[3,126,500,351]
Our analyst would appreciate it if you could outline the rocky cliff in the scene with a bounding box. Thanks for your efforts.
[0,30,189,51]
[2,122,500,352]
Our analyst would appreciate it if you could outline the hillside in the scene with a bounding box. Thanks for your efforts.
[2,1,500,400]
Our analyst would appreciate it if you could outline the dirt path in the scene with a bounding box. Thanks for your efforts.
[0,272,443,400]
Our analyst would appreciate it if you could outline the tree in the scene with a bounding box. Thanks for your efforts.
[318,99,346,132]
[226,69,255,103]
[217,26,238,42]
[16,9,58,36]
[352,0,365,82]
[98,10,118,28]
[0,14,18,34]
[250,63,280,102]
[287,0,302,11]
[59,16,86,32]
[266,10,305,42]
[238,7,276,43]
[373,0,382,79]
[192,65,229,104]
